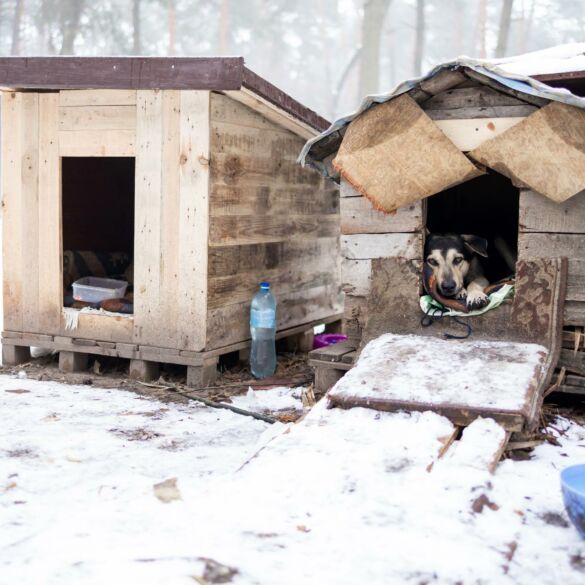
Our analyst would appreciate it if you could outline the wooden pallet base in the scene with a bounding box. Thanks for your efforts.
[2,314,342,387]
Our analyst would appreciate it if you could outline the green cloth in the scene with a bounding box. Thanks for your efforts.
[419,284,514,318]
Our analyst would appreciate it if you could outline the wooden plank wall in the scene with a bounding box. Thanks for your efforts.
[340,179,424,344]
[518,189,585,326]
[133,89,210,351]
[207,92,341,350]
[2,91,62,337]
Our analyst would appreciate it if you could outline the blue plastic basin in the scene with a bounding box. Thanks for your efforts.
[561,464,585,539]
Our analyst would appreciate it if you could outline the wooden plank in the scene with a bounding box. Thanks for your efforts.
[434,117,525,151]
[565,302,585,327]
[210,183,338,217]
[158,90,181,349]
[59,89,137,107]
[208,238,339,278]
[209,265,337,310]
[59,311,134,343]
[520,189,585,233]
[341,233,422,260]
[419,69,466,95]
[133,90,164,348]
[59,129,135,157]
[37,93,62,334]
[341,196,423,234]
[59,105,136,131]
[464,70,550,107]
[224,86,318,140]
[209,214,339,247]
[206,284,343,350]
[308,339,356,363]
[426,105,536,120]
[518,233,585,261]
[342,259,372,296]
[421,86,533,110]
[177,90,210,351]
[20,93,40,334]
[1,92,24,332]
[210,151,320,188]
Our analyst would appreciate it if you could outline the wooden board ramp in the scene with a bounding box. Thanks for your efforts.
[309,257,567,471]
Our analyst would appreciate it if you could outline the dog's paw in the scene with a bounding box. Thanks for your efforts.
[466,290,489,310]
[456,288,468,301]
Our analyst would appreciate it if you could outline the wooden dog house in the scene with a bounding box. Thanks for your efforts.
[0,57,341,385]
[301,56,585,428]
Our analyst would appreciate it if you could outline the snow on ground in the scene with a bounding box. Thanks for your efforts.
[1,374,585,585]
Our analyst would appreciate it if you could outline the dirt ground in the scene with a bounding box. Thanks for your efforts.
[0,350,314,421]
[2,348,584,431]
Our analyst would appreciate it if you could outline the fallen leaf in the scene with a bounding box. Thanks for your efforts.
[471,493,499,514]
[296,524,311,533]
[2,481,17,493]
[153,477,181,503]
[5,389,30,394]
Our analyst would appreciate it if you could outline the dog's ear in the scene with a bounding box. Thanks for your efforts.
[461,234,488,257]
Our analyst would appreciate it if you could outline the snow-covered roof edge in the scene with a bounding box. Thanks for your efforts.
[299,55,585,178]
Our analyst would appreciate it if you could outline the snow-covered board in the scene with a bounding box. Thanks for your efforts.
[327,333,547,432]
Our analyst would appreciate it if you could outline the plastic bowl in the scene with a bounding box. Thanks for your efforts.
[313,333,348,349]
[561,464,585,539]
[72,277,128,303]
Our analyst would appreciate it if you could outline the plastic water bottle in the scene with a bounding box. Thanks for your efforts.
[250,282,277,379]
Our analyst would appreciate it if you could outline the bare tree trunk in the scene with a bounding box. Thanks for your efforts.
[519,0,535,53]
[132,0,141,55]
[495,0,514,58]
[60,0,85,55]
[477,0,487,59]
[413,0,425,76]
[453,0,465,57]
[359,0,392,98]
[217,0,229,53]
[168,0,176,56]
[11,0,24,55]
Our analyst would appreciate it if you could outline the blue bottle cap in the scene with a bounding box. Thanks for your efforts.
[260,282,270,290]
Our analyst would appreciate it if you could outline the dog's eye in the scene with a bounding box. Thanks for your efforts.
[427,258,438,267]
[453,257,464,265]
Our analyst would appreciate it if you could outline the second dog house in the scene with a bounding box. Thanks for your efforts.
[301,56,585,397]
[0,57,341,385]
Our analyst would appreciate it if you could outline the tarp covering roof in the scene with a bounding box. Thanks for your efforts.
[299,44,585,179]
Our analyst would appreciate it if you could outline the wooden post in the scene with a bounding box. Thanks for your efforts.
[2,344,31,365]
[129,359,160,382]
[187,356,219,388]
[314,366,345,394]
[59,350,88,373]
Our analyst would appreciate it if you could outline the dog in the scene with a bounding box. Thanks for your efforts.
[424,233,490,311]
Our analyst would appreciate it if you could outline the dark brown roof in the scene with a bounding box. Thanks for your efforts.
[0,56,329,132]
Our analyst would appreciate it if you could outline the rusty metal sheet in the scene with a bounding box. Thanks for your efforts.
[332,93,483,213]
[469,102,585,202]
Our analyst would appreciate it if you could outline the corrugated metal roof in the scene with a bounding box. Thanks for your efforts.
[299,55,585,179]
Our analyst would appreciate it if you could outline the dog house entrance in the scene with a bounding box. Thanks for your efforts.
[61,157,135,314]
[425,172,519,282]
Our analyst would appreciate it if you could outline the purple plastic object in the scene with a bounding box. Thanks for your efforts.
[313,333,348,350]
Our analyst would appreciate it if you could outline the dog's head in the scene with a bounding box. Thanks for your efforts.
[424,233,488,297]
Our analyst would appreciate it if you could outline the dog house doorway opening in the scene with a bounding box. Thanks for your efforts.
[61,157,135,313]
[425,172,519,282]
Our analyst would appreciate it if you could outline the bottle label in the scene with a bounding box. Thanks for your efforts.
[251,310,276,329]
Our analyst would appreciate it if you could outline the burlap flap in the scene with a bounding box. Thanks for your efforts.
[469,101,585,203]
[332,93,483,213]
